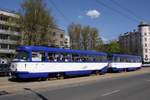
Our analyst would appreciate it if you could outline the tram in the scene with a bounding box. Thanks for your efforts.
[10,46,108,79]
[108,54,142,72]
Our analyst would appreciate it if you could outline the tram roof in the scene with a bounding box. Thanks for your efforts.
[17,46,107,56]
[112,54,141,59]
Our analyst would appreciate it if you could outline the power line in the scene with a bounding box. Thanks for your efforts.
[49,0,71,23]
[110,0,143,21]
[95,0,139,22]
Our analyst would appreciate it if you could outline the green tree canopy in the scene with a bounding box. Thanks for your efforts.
[103,40,121,54]
[19,0,56,46]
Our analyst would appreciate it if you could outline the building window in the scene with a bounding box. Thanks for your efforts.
[0,24,9,30]
[0,44,8,49]
[60,34,64,38]
[145,55,148,61]
[0,15,9,22]
[53,32,56,36]
[145,55,148,58]
[0,34,9,39]
[145,38,147,41]
[145,33,147,36]
[9,44,17,49]
[145,49,148,53]
[145,43,147,47]
[60,41,64,46]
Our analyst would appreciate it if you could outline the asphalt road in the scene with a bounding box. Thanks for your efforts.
[0,72,150,100]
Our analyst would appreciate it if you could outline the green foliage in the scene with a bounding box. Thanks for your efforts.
[19,0,56,46]
[103,40,121,54]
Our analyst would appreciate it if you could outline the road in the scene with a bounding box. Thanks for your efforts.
[0,69,150,100]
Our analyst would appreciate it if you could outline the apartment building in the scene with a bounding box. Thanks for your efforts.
[0,9,20,63]
[119,21,150,63]
[49,28,70,48]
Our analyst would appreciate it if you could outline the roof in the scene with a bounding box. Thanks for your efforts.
[138,21,150,27]
[17,46,107,56]
[0,8,19,15]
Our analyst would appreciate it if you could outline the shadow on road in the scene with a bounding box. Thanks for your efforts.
[0,91,9,96]
[24,88,48,100]
[8,78,47,83]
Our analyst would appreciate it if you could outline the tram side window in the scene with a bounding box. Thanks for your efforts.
[133,59,137,62]
[32,52,42,61]
[113,57,120,62]
[126,58,130,62]
[102,56,107,62]
[93,56,106,62]
[131,58,138,62]
[120,57,124,62]
[129,59,133,62]
[46,53,107,62]
[137,58,141,62]
[47,53,71,62]
[48,53,55,61]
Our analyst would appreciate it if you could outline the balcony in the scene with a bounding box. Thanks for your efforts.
[0,29,19,36]
[0,20,19,27]
[0,49,16,54]
[0,39,17,44]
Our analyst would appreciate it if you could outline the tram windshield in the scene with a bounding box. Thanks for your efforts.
[14,51,29,61]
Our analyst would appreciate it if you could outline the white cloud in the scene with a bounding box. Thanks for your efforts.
[101,36,108,43]
[86,10,100,19]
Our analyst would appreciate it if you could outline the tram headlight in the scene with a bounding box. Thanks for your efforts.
[10,63,17,71]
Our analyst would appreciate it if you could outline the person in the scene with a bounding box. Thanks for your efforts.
[48,56,54,62]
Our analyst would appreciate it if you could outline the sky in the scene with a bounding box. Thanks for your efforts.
[0,0,150,42]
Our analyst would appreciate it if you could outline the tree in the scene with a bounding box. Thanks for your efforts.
[19,0,56,46]
[89,27,102,50]
[81,26,90,50]
[68,23,103,51]
[103,40,121,54]
[68,23,82,49]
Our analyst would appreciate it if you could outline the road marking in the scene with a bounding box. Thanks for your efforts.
[101,90,120,96]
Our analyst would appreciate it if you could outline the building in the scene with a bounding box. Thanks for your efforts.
[49,28,70,48]
[119,21,150,63]
[64,35,70,49]
[0,9,20,63]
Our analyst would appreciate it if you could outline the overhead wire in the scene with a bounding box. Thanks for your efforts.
[110,0,143,21]
[95,0,139,22]
[49,0,71,23]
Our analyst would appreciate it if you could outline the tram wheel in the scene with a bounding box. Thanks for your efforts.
[95,71,100,75]
[57,73,65,79]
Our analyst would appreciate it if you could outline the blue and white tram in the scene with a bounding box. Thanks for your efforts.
[10,46,108,79]
[108,54,142,72]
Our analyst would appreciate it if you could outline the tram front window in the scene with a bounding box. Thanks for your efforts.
[14,51,29,61]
